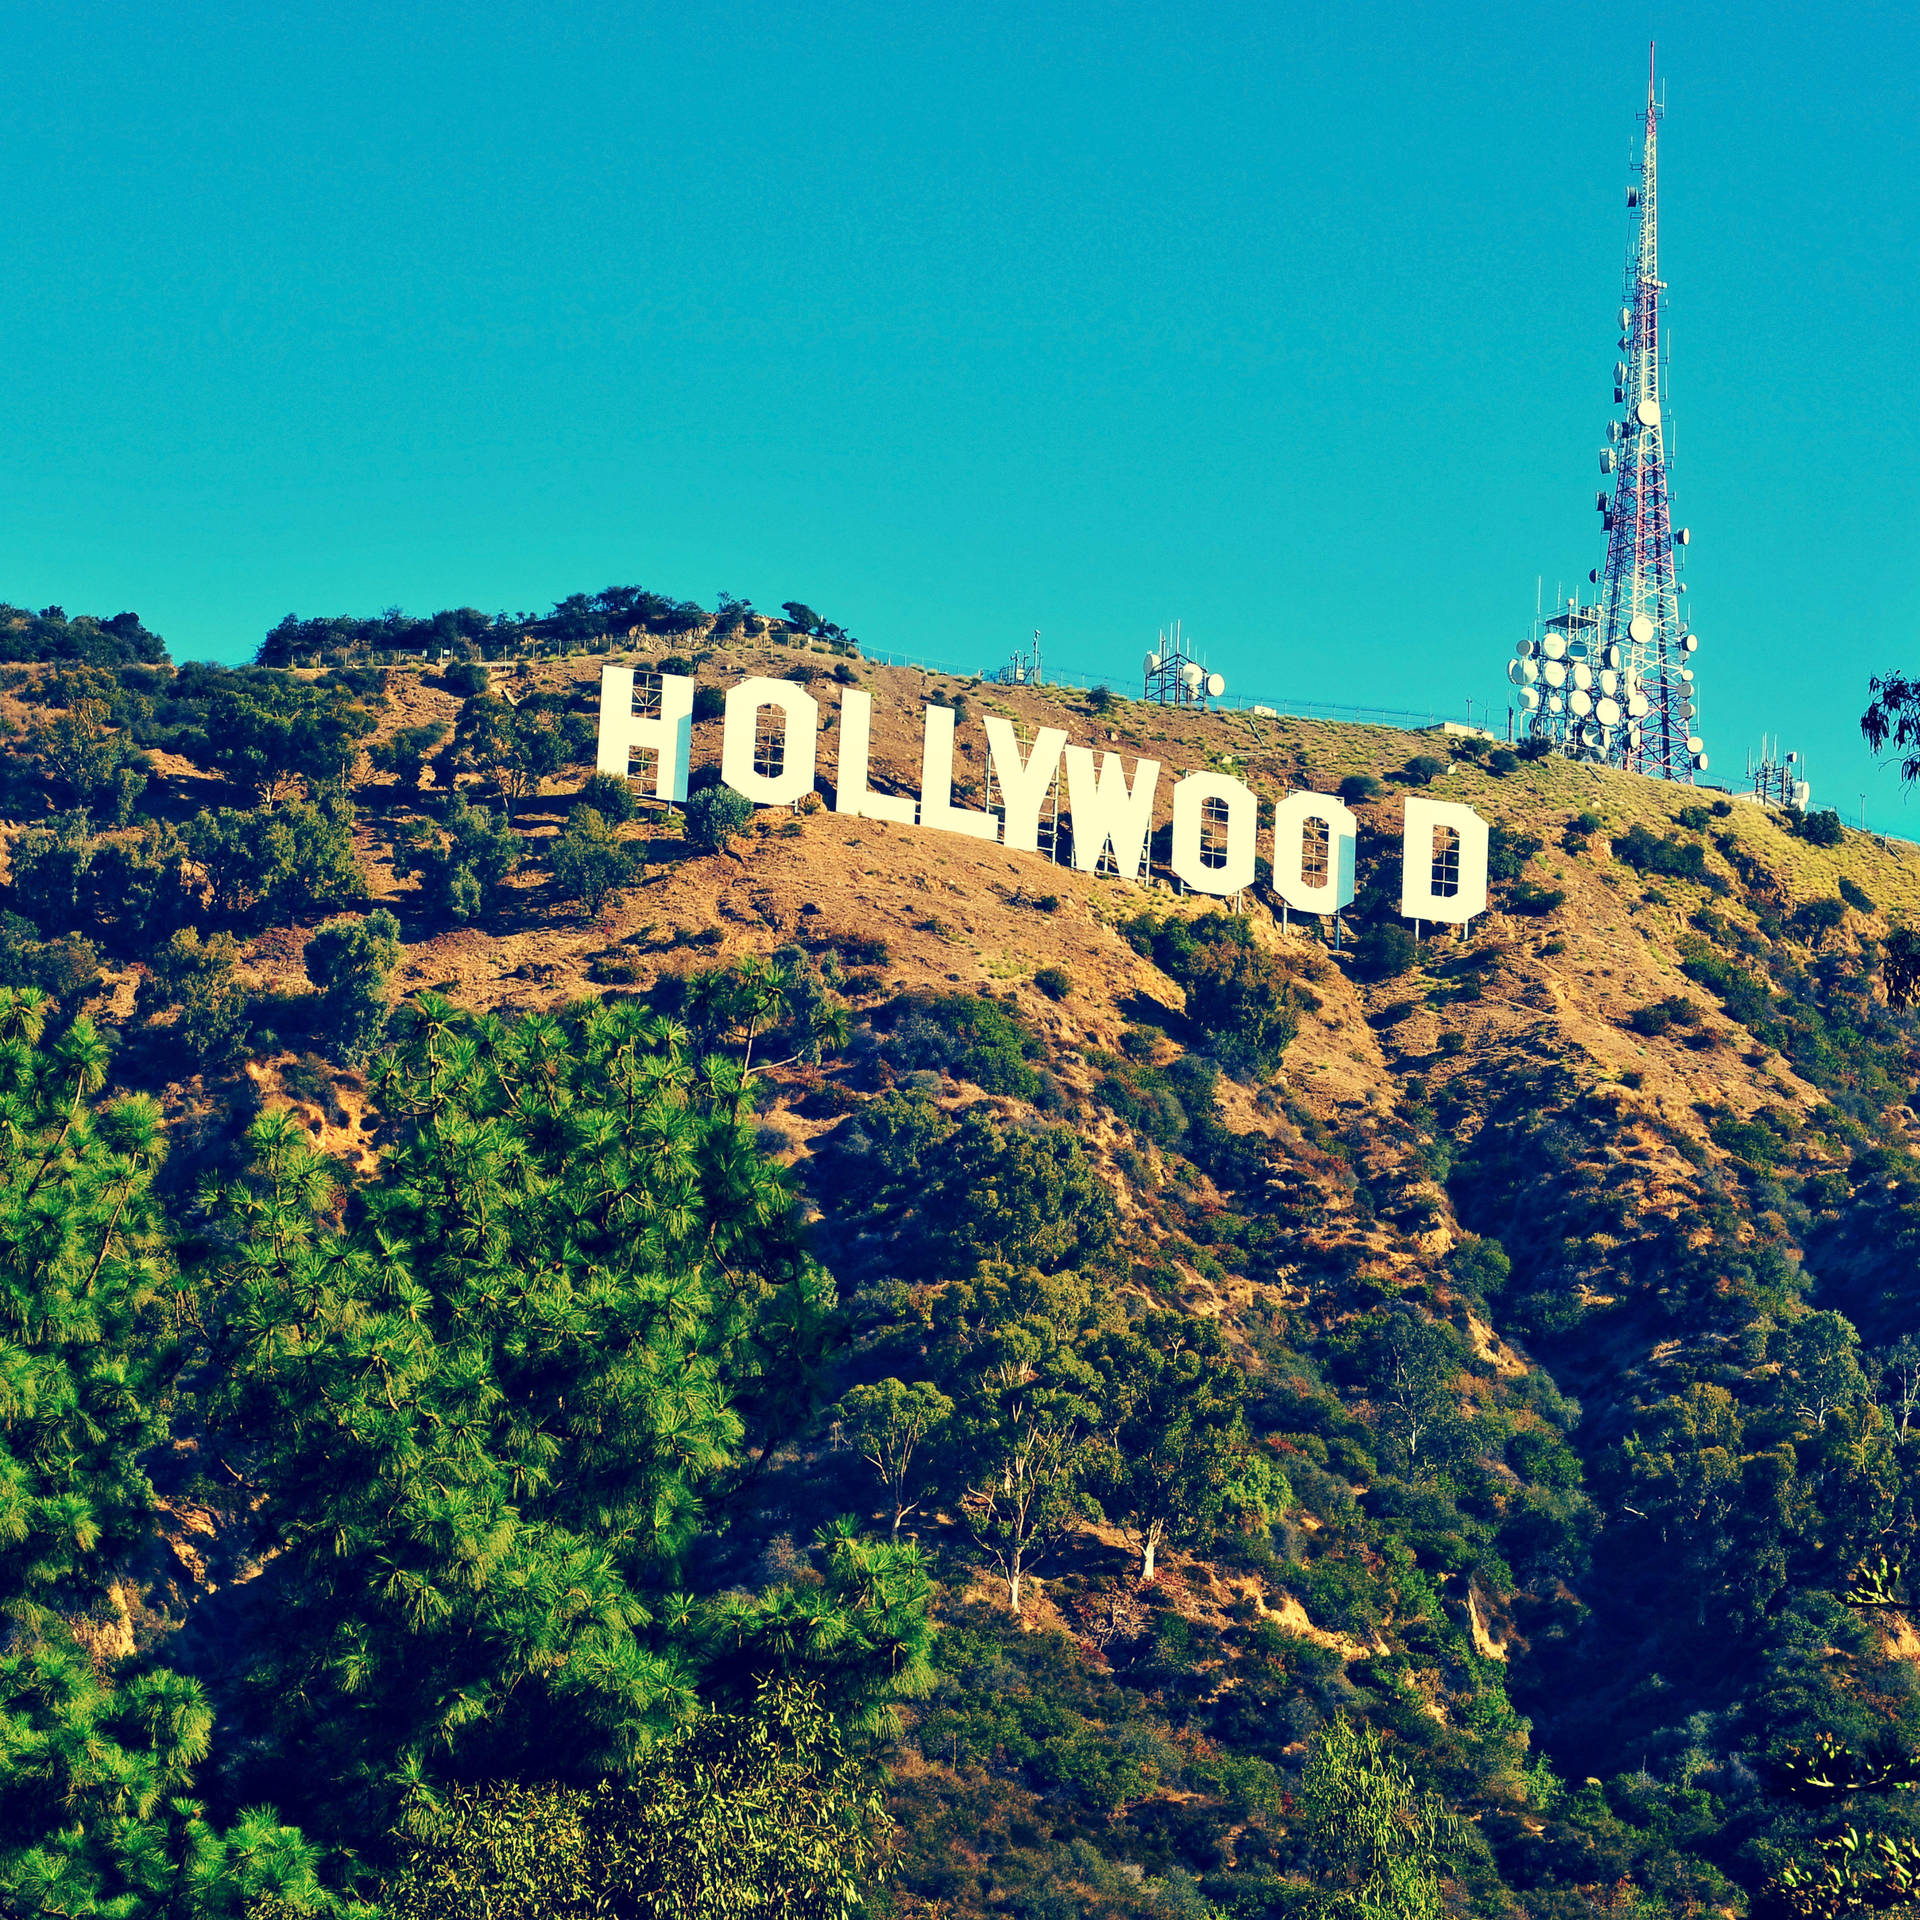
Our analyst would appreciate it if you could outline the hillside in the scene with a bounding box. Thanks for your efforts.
[4,631,1920,1917]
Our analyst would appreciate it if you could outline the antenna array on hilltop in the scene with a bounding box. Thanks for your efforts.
[1507,47,1706,784]
[1143,621,1226,708]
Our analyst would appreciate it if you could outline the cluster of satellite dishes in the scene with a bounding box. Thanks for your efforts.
[1143,622,1226,707]
[1506,615,1706,770]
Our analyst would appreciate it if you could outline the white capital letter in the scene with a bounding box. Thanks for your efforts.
[984,717,1067,854]
[597,666,693,803]
[919,706,998,842]
[1271,790,1358,913]
[1170,772,1258,896]
[1400,796,1489,924]
[721,676,819,806]
[834,690,916,825]
[1063,747,1159,877]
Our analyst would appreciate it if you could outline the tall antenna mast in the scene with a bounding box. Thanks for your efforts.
[1504,47,1706,783]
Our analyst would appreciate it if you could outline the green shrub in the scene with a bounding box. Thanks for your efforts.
[1791,807,1845,847]
[884,991,1043,1098]
[1838,875,1875,913]
[441,659,487,696]
[1401,754,1446,786]
[1353,922,1418,980]
[692,684,726,722]
[305,908,403,1062]
[1338,773,1382,803]
[575,771,639,823]
[1488,748,1520,776]
[1033,965,1072,1001]
[1122,912,1299,1073]
[1613,823,1708,881]
[1488,826,1541,884]
[551,808,643,914]
[684,785,754,852]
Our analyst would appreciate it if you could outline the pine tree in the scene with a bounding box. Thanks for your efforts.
[205,994,926,1845]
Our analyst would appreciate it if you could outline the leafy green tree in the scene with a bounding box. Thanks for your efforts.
[685,786,754,854]
[1775,1310,1871,1425]
[380,1679,896,1919]
[957,1389,1095,1615]
[1298,1716,1455,1920]
[305,909,403,1062]
[0,994,336,1917]
[204,996,922,1846]
[1363,1310,1468,1483]
[930,1111,1115,1279]
[443,692,591,817]
[141,926,250,1068]
[32,696,147,817]
[197,673,380,802]
[367,721,450,791]
[1091,1312,1268,1582]
[838,1379,954,1537]
[258,791,367,926]
[186,793,366,928]
[550,806,643,917]
[393,792,521,923]
[7,812,96,937]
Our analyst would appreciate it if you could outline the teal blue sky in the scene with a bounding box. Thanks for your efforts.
[1,3,1913,823]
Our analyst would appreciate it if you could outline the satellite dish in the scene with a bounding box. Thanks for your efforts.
[1542,634,1568,661]
[1683,633,1698,653]
[1636,397,1661,428]
[1629,613,1656,645]
[1604,644,1623,668]
[1180,662,1204,690]
[1595,696,1622,727]
[1521,659,1539,684]
[1693,753,1710,772]
[1627,693,1650,719]
[1680,666,1694,683]
[1507,661,1526,686]
[1543,660,1568,689]
[1687,735,1705,755]
[1598,669,1619,696]
[1519,687,1541,711]
[1547,693,1565,714]
[1205,673,1226,698]
[1571,663,1593,691]
[1516,638,1536,659]
[1570,690,1594,718]
[1144,653,1162,675]
[1677,527,1690,545]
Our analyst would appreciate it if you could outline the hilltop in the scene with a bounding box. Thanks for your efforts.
[4,628,1920,1916]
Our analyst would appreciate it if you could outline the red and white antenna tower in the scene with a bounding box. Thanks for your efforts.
[1507,47,1706,781]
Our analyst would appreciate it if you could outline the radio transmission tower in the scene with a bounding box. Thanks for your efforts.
[1507,47,1705,782]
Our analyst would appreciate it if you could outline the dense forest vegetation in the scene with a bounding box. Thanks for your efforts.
[4,599,1920,1916]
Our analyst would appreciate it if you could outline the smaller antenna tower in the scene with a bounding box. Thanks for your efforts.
[989,629,1045,687]
[1143,621,1226,708]
[1747,737,1811,811]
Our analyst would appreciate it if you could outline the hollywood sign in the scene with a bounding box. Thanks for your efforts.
[597,669,1490,925]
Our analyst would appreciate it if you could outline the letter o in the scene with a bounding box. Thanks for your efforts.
[1170,772,1258,896]
[721,676,819,806]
